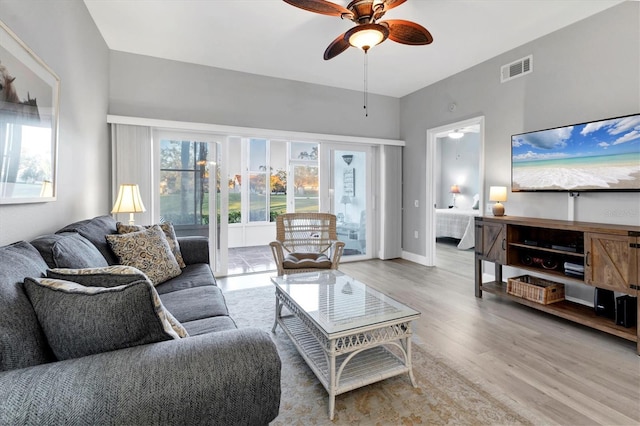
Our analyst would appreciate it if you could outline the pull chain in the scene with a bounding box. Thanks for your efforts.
[363,51,368,117]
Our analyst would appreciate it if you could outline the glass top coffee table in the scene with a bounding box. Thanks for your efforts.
[271,270,421,420]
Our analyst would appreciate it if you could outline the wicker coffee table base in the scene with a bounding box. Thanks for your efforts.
[272,288,418,420]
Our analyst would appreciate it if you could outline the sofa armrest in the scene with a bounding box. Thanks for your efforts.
[177,236,210,265]
[0,328,281,425]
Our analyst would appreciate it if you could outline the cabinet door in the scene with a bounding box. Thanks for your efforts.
[584,232,637,294]
[479,222,506,264]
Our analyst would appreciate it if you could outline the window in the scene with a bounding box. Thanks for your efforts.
[248,138,268,222]
[159,140,209,230]
[269,140,287,221]
[290,142,319,213]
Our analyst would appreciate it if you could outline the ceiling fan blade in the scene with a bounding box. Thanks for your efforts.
[383,19,433,45]
[283,0,352,17]
[380,0,407,11]
[324,33,351,60]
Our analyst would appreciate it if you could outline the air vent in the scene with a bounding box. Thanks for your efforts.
[501,55,533,83]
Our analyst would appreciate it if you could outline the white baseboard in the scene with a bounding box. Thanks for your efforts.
[401,250,428,266]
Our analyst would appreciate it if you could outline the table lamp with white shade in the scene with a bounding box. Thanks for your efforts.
[489,186,507,216]
[111,184,146,225]
[340,195,351,221]
[449,184,461,208]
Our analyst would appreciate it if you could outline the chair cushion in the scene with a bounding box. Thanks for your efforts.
[47,265,148,288]
[0,242,52,371]
[116,222,186,268]
[182,316,238,336]
[106,225,182,285]
[159,286,229,323]
[154,264,216,295]
[23,277,188,361]
[283,252,332,269]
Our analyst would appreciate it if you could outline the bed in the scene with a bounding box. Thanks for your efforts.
[435,208,480,249]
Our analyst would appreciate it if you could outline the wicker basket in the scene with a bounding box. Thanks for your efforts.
[507,275,565,305]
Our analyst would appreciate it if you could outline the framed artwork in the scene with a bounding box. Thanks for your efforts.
[0,19,60,204]
[343,168,355,197]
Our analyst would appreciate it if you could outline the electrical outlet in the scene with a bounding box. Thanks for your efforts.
[414,231,419,239]
[486,204,492,213]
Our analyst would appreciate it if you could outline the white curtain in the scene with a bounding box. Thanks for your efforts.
[110,124,154,225]
[379,144,402,259]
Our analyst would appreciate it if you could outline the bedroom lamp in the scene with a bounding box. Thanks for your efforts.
[449,185,461,208]
[489,186,507,216]
[340,195,351,221]
[112,184,146,225]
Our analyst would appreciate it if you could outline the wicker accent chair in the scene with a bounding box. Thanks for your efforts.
[270,213,345,276]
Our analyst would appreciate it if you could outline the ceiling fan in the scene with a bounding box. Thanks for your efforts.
[283,0,433,60]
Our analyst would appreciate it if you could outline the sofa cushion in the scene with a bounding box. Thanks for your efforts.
[30,233,109,269]
[160,286,229,323]
[47,265,148,287]
[0,242,52,371]
[182,316,237,336]
[106,225,181,285]
[283,252,332,269]
[23,277,188,361]
[154,264,216,295]
[56,215,119,265]
[117,222,186,268]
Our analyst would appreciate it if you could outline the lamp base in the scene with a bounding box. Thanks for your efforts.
[128,212,136,226]
[492,202,505,216]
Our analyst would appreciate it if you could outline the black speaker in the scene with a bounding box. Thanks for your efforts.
[594,288,615,319]
[616,295,637,328]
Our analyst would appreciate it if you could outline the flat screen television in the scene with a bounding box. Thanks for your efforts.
[512,113,640,192]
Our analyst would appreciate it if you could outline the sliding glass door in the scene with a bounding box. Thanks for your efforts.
[156,131,226,275]
[326,145,372,261]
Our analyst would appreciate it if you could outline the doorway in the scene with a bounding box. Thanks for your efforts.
[425,116,485,266]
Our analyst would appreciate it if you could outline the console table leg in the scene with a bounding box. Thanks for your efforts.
[475,257,483,298]
[494,263,503,284]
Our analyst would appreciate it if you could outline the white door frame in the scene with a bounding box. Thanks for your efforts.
[425,116,485,266]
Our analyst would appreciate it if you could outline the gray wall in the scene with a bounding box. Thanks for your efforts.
[401,1,640,257]
[109,51,400,140]
[0,0,110,245]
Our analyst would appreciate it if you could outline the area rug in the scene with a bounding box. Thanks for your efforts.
[224,285,536,426]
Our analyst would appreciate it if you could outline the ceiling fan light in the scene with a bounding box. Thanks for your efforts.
[448,130,464,139]
[346,24,389,51]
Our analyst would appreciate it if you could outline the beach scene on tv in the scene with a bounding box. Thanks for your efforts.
[512,114,640,191]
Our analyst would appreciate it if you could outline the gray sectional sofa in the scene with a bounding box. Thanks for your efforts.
[0,215,281,425]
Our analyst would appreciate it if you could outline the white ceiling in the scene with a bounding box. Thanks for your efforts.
[83,0,625,98]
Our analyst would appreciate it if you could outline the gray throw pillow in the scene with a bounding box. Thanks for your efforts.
[56,215,119,265]
[47,265,149,287]
[23,277,188,361]
[31,233,109,269]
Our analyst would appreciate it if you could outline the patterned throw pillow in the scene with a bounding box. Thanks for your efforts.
[47,265,149,287]
[23,277,188,361]
[106,225,182,285]
[117,222,186,268]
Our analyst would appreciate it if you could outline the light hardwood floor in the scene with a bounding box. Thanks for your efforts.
[219,242,640,425]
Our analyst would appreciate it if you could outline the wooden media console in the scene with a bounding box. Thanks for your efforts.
[474,215,640,354]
